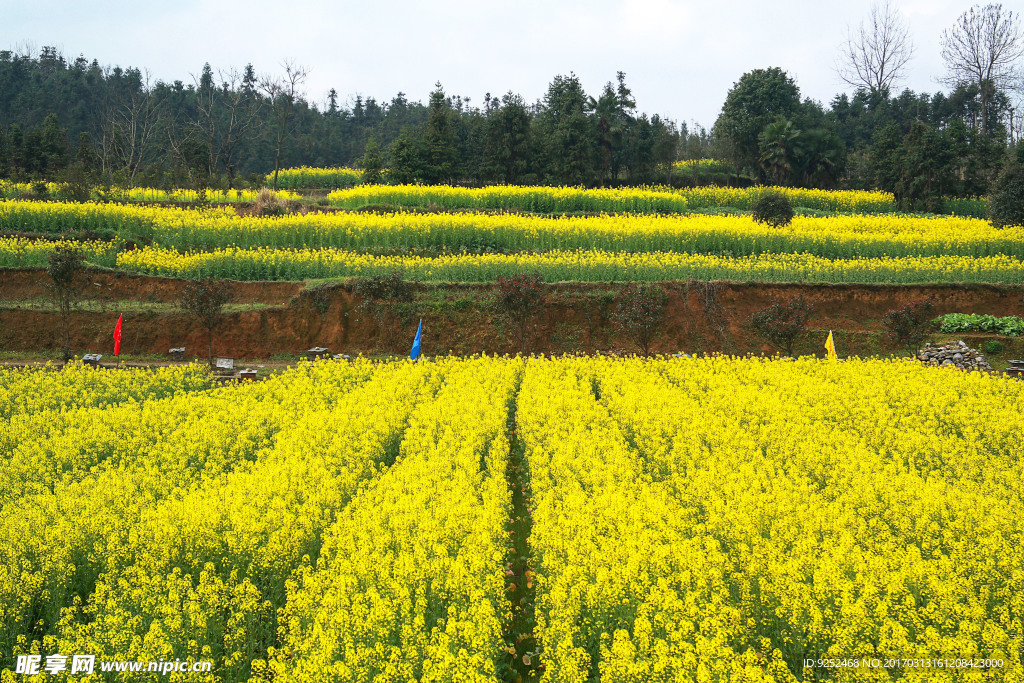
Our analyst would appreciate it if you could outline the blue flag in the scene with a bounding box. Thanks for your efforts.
[410,319,423,360]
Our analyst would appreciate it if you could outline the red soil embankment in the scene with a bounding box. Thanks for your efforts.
[0,268,302,305]
[1,271,1022,359]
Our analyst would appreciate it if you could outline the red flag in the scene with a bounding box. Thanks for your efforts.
[113,314,123,356]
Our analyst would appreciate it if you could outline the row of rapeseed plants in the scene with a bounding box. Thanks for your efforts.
[520,356,1023,681]
[1,199,1022,284]
[1,356,1021,682]
[6,237,1024,284]
[112,248,1024,284]
[0,181,900,215]
[12,200,1002,256]
[325,184,901,214]
[0,181,300,204]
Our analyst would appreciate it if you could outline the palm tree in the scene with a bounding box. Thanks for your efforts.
[795,127,842,188]
[758,117,800,185]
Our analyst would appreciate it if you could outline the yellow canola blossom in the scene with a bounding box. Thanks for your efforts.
[0,361,373,669]
[518,356,1023,682]
[268,356,520,683]
[2,199,1017,259]
[0,180,298,203]
[325,182,905,214]
[0,362,211,507]
[104,187,300,203]
[679,185,896,213]
[269,166,363,189]
[1,357,1022,682]
[517,358,794,683]
[0,237,119,267]
[114,245,1024,284]
[0,361,210,420]
[0,200,236,242]
[327,184,691,214]
[673,158,733,172]
[325,182,905,215]
[56,361,438,682]
[0,178,980,220]
[0,180,63,198]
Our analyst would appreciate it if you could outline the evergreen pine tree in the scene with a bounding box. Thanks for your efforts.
[422,83,462,184]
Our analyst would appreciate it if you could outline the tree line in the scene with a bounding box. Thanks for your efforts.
[714,2,1023,209]
[0,51,680,190]
[714,66,1017,209]
[0,2,1021,210]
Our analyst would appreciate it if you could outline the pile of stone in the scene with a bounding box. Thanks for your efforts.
[917,341,993,371]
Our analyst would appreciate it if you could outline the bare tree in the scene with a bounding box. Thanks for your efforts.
[836,0,915,94]
[190,65,264,188]
[260,60,308,190]
[165,113,206,189]
[941,3,1024,135]
[218,66,264,188]
[101,69,164,185]
[191,63,219,180]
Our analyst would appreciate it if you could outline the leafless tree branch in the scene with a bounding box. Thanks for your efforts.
[836,0,915,94]
[260,59,309,189]
[941,3,1024,134]
[941,3,1024,89]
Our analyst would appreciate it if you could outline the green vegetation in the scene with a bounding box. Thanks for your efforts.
[881,297,936,354]
[179,278,233,365]
[611,283,668,355]
[750,294,815,357]
[750,191,795,227]
[988,163,1024,229]
[933,313,1024,336]
[0,37,1018,205]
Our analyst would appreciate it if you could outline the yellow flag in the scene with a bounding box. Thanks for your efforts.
[825,330,838,361]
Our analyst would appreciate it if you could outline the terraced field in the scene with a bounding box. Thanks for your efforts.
[0,187,1016,284]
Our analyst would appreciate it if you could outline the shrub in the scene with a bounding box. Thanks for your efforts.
[612,284,669,356]
[352,271,415,350]
[352,271,415,303]
[881,297,936,355]
[751,191,794,227]
[47,245,85,361]
[988,163,1024,229]
[358,139,384,185]
[31,181,50,200]
[56,164,93,203]
[254,187,287,217]
[494,272,545,354]
[750,294,814,357]
[984,339,1004,355]
[179,278,233,366]
[193,185,210,207]
[301,283,336,315]
[924,195,946,215]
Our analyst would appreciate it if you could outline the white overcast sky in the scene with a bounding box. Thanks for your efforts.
[2,0,981,128]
